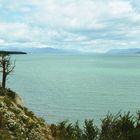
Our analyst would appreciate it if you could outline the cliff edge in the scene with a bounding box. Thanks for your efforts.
[0,88,53,140]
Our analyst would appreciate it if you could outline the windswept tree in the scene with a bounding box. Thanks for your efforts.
[0,53,15,89]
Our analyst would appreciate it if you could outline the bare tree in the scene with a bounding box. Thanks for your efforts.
[0,53,15,89]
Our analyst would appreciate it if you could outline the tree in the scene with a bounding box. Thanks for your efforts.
[0,53,15,89]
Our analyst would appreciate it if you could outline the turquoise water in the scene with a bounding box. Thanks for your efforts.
[7,54,140,124]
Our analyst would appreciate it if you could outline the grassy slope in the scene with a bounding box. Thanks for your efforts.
[0,88,53,140]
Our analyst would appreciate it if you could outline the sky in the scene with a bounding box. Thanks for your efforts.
[0,0,140,52]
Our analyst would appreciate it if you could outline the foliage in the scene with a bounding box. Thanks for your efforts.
[51,112,140,140]
[6,89,16,100]
[3,97,12,107]
[0,54,15,89]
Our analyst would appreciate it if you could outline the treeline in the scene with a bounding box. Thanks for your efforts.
[50,112,140,140]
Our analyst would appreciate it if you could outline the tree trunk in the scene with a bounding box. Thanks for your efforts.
[2,63,6,89]
[2,74,6,89]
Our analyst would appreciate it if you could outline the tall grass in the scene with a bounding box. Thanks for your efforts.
[51,112,140,140]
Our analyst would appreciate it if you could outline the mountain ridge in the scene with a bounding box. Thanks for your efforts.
[0,47,78,54]
[107,48,140,54]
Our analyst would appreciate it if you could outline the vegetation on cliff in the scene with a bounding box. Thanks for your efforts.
[0,88,53,140]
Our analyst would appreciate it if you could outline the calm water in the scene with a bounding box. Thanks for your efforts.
[7,54,140,124]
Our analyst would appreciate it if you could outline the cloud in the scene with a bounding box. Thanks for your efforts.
[0,0,140,52]
[109,1,133,17]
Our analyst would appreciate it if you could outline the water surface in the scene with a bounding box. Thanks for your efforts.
[8,54,140,124]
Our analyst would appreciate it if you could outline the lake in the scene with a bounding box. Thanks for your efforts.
[8,54,140,125]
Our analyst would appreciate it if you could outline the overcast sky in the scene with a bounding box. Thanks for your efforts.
[0,0,140,52]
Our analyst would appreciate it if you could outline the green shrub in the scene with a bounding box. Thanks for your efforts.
[99,113,118,140]
[50,124,57,138]
[23,107,35,119]
[57,120,69,140]
[51,112,140,140]
[117,112,135,138]
[6,89,16,100]
[3,97,12,107]
[83,119,98,140]
[0,89,5,96]
[73,121,83,140]
[11,108,21,115]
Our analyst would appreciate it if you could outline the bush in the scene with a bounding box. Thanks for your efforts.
[83,119,98,140]
[6,89,16,100]
[3,97,12,107]
[23,107,35,119]
[73,121,83,140]
[51,112,140,140]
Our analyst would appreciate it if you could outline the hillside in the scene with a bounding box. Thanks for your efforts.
[0,88,53,140]
[107,48,140,54]
[0,47,78,54]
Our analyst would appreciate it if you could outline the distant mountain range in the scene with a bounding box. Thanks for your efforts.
[1,47,140,55]
[0,47,78,54]
[107,48,140,54]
